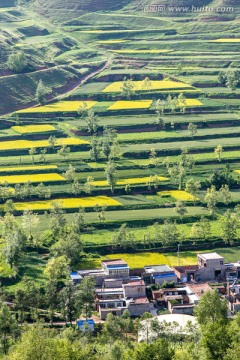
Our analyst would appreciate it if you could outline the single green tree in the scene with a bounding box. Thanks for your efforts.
[35,79,50,105]
[105,160,117,194]
[214,144,223,162]
[7,51,27,73]
[29,147,37,163]
[188,122,198,139]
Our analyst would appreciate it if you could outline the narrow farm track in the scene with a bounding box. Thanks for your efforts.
[58,56,113,100]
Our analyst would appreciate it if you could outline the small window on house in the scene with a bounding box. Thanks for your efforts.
[204,263,206,267]
[220,261,223,265]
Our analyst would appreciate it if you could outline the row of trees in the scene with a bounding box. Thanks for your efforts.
[0,202,87,273]
[218,70,240,92]
[1,290,240,359]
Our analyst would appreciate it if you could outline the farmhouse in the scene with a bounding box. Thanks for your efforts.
[174,252,226,282]
[142,264,177,285]
[72,259,130,286]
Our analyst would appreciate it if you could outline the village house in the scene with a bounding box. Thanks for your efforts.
[70,259,130,286]
[142,264,177,285]
[174,252,226,282]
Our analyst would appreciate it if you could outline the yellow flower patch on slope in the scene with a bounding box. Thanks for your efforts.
[211,39,240,42]
[11,196,122,211]
[102,80,193,93]
[0,173,65,184]
[12,124,56,134]
[93,176,168,187]
[108,100,153,110]
[177,99,203,107]
[16,101,97,114]
[0,138,89,151]
[158,190,196,201]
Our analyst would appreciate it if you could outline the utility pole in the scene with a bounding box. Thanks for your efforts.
[177,244,180,266]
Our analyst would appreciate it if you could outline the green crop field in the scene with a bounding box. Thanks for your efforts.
[0,0,240,294]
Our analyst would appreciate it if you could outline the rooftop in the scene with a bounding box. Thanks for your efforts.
[174,265,198,274]
[102,259,128,267]
[76,319,95,325]
[198,252,224,260]
[129,296,149,304]
[70,271,82,280]
[124,280,145,286]
[79,269,104,276]
[104,278,123,282]
[188,283,212,298]
[144,264,173,273]
[95,287,124,294]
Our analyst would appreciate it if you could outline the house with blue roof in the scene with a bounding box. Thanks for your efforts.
[143,265,177,285]
[76,319,95,332]
[70,271,82,285]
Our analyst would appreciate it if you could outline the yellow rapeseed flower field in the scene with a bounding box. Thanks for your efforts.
[84,251,198,269]
[108,100,153,110]
[110,50,172,54]
[158,190,196,201]
[12,124,56,134]
[0,137,89,151]
[16,101,97,114]
[93,176,168,187]
[12,196,123,211]
[0,173,65,184]
[211,39,240,42]
[177,99,203,107]
[0,165,57,172]
[102,252,171,268]
[102,80,193,93]
[98,40,129,44]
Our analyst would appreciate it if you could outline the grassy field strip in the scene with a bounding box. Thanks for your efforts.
[0,173,65,184]
[123,136,240,153]
[95,113,239,127]
[81,206,207,223]
[110,50,173,54]
[78,29,173,34]
[16,101,97,114]
[12,124,56,134]
[116,126,240,143]
[2,196,123,211]
[80,219,240,246]
[0,165,58,172]
[0,150,90,166]
[102,79,194,92]
[92,175,168,187]
[0,137,89,151]
[131,150,240,166]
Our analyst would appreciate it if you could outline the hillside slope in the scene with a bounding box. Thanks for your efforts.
[32,0,133,22]
[0,3,107,115]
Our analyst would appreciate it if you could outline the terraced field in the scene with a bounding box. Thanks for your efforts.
[0,0,240,284]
